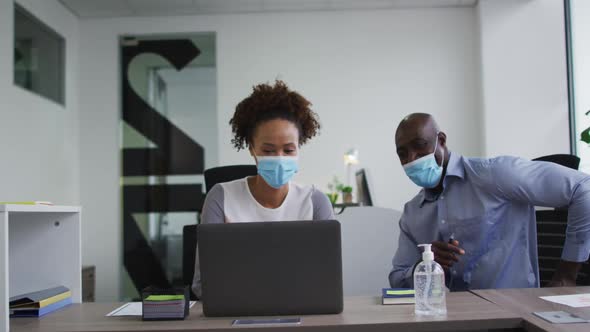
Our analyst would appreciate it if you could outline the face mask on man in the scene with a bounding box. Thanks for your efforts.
[256,156,299,189]
[403,134,444,188]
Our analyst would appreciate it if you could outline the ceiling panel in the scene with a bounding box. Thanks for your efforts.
[60,0,478,18]
[127,0,194,15]
[60,0,134,17]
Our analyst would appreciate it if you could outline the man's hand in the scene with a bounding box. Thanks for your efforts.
[431,240,465,270]
[546,260,580,287]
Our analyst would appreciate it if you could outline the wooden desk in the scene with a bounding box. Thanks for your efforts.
[473,287,590,332]
[10,293,523,332]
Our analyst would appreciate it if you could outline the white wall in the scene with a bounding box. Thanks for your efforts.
[0,1,79,204]
[78,8,480,300]
[339,207,401,296]
[478,0,570,159]
[77,26,121,302]
[214,9,481,210]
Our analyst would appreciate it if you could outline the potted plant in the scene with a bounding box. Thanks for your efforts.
[326,176,354,204]
[326,176,341,205]
[340,185,353,204]
[326,192,339,205]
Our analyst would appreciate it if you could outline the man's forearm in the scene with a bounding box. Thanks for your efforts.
[548,260,581,287]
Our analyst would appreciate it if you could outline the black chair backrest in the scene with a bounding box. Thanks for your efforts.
[535,210,590,286]
[532,154,580,170]
[182,224,197,300]
[182,164,258,299]
[203,165,258,193]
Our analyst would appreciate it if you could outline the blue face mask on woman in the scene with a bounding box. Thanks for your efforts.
[256,156,299,189]
[403,135,444,188]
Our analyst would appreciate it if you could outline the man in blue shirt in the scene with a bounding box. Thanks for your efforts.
[390,113,590,291]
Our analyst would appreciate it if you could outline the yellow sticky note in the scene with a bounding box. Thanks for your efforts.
[145,295,184,301]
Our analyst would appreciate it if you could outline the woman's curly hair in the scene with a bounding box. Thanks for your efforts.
[229,80,321,151]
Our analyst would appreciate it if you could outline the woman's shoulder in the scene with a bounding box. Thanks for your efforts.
[217,177,249,192]
[205,178,250,205]
[289,181,315,195]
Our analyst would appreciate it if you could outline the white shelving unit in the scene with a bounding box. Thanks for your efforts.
[0,204,81,331]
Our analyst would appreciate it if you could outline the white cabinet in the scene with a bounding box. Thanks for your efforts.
[0,204,81,331]
[338,207,401,296]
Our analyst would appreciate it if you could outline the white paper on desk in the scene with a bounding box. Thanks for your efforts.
[106,301,196,316]
[540,294,590,308]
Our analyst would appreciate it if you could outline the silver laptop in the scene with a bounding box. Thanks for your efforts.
[197,220,343,317]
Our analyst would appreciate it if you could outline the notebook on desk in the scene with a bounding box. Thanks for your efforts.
[197,220,343,317]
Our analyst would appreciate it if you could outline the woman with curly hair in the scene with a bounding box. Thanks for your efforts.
[192,80,334,298]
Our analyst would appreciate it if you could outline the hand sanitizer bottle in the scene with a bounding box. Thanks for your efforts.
[413,244,447,316]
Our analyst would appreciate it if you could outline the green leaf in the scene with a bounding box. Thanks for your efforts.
[581,127,590,144]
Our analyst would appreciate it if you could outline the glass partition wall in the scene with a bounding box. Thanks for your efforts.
[568,0,590,172]
[120,34,217,300]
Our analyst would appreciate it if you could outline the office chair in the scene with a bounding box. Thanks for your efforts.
[182,224,198,300]
[532,154,589,286]
[532,154,580,170]
[183,164,258,299]
[203,164,258,193]
[536,210,590,286]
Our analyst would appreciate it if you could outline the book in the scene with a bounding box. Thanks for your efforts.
[143,295,186,320]
[141,286,189,321]
[382,288,415,305]
[10,286,70,307]
[0,201,53,205]
[10,290,71,309]
[10,296,72,317]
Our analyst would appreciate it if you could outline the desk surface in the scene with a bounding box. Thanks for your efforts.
[10,293,522,332]
[473,287,590,332]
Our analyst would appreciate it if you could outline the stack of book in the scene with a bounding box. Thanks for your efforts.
[0,201,54,206]
[10,286,72,317]
[142,294,187,320]
[381,288,415,305]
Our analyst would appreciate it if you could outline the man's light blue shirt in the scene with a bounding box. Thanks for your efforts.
[389,152,590,291]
